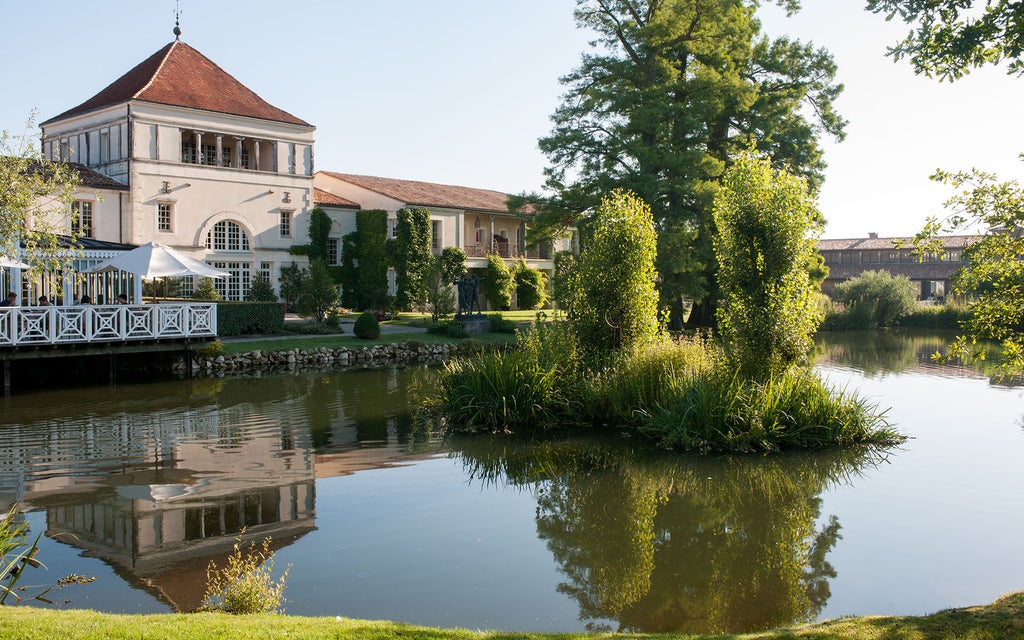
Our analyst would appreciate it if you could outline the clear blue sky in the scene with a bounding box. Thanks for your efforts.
[3,1,1023,239]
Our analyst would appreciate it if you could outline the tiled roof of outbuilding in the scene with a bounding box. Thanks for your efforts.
[314,188,360,209]
[42,41,310,127]
[817,235,980,251]
[318,172,517,214]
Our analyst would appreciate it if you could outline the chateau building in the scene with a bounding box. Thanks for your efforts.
[38,38,316,301]
[29,35,568,306]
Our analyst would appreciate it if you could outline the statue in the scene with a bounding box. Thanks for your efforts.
[467,274,481,314]
[455,272,482,316]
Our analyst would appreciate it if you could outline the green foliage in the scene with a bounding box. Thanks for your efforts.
[486,313,518,334]
[307,207,332,264]
[216,302,286,336]
[417,255,456,324]
[897,303,970,330]
[438,349,567,433]
[1,112,84,297]
[831,270,918,329]
[563,190,660,358]
[201,534,289,614]
[536,1,845,327]
[356,209,390,310]
[909,166,1024,375]
[483,254,514,311]
[433,330,900,452]
[296,259,339,323]
[393,208,433,310]
[1,506,44,604]
[551,250,576,310]
[353,310,381,340]
[426,319,469,339]
[245,274,278,302]
[713,152,822,379]
[643,367,899,453]
[867,0,1024,79]
[512,259,548,310]
[439,246,467,281]
[339,233,359,308]
[278,263,307,311]
[192,278,221,301]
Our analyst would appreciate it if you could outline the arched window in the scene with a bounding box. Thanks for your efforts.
[205,220,250,251]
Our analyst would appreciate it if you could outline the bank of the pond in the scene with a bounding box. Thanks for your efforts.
[1,591,1022,639]
[178,340,485,376]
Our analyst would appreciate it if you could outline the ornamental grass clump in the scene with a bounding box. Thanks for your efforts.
[200,534,289,614]
[642,367,900,453]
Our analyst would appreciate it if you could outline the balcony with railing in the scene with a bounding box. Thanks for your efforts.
[463,241,552,260]
[0,303,217,347]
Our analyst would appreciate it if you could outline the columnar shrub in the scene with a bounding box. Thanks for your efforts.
[394,207,433,310]
[713,152,821,379]
[307,207,332,264]
[513,259,548,310]
[563,190,660,357]
[356,209,389,310]
[483,254,514,310]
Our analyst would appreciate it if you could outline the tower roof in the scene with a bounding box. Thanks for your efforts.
[42,41,310,127]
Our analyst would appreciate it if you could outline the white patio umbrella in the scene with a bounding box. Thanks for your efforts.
[0,255,30,269]
[88,242,229,279]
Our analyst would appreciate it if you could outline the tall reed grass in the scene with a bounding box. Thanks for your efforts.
[431,322,902,452]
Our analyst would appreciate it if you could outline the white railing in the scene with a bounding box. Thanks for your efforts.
[0,303,217,347]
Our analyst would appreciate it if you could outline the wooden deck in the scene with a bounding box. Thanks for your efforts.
[0,303,217,348]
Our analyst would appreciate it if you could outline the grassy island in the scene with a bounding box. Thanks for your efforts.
[434,170,902,452]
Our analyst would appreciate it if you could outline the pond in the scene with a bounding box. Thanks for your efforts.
[0,330,1021,634]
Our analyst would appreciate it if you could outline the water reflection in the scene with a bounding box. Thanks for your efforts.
[814,330,1018,384]
[0,368,440,612]
[452,437,890,633]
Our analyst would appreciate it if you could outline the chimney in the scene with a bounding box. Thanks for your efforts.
[868,232,878,239]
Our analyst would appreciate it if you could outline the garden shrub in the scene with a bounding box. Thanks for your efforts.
[513,259,548,310]
[484,254,514,310]
[217,302,286,336]
[201,534,289,614]
[353,310,381,339]
[831,270,918,328]
[486,313,519,334]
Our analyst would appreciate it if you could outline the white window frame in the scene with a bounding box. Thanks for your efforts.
[157,201,174,233]
[280,210,294,238]
[72,200,94,238]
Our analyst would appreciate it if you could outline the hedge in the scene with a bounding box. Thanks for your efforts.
[216,302,286,336]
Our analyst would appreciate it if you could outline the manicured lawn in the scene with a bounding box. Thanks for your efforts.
[1,592,1022,639]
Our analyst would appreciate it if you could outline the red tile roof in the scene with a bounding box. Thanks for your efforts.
[817,235,980,252]
[314,188,360,209]
[319,172,519,214]
[69,163,128,190]
[42,41,310,127]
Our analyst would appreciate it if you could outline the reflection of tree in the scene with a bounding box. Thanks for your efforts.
[814,330,1022,385]
[814,330,950,376]
[453,437,887,634]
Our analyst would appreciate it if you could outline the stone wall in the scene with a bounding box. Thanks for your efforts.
[174,341,479,377]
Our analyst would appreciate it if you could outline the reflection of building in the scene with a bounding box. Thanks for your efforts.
[818,233,980,299]
[0,395,316,612]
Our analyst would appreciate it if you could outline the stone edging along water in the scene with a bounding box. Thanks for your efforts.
[172,340,480,377]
